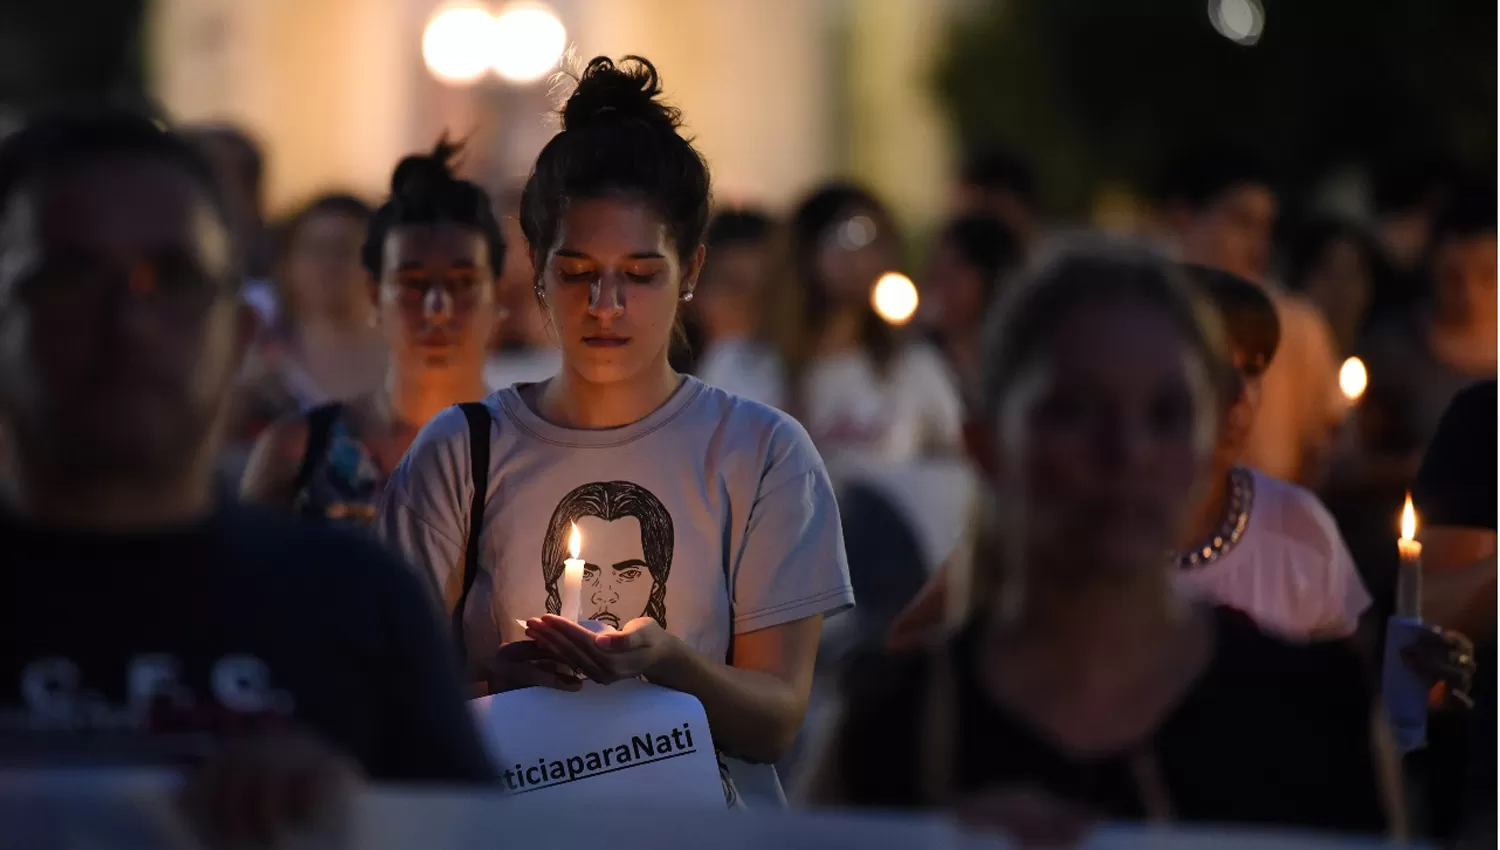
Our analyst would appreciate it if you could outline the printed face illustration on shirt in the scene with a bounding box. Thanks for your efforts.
[576,515,652,629]
[542,481,674,630]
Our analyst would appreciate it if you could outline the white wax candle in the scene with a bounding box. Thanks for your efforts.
[1396,494,1423,619]
[561,522,584,622]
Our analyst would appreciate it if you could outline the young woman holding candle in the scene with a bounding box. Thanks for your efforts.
[375,56,852,804]
[804,243,1400,841]
[240,140,503,526]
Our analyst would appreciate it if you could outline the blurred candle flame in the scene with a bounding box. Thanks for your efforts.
[871,272,918,326]
[1339,357,1368,402]
[568,522,581,560]
[1400,493,1417,543]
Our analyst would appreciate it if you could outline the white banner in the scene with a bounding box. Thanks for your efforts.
[470,680,725,806]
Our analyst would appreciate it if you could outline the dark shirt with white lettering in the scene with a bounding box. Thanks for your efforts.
[0,504,494,782]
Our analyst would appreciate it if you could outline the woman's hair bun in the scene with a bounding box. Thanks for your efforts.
[561,56,681,135]
[390,136,462,198]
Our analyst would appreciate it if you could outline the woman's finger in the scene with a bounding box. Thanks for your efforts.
[495,640,558,664]
[522,660,584,691]
[527,621,612,682]
[538,615,611,658]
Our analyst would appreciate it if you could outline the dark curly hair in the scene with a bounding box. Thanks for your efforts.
[361,137,505,280]
[520,55,712,281]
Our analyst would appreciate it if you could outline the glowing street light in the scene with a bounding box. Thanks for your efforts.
[1339,356,1368,403]
[423,5,499,85]
[871,272,919,326]
[491,4,568,84]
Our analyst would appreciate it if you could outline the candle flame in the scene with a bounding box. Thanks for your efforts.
[568,522,581,560]
[871,272,918,326]
[1400,493,1417,542]
[1339,357,1368,402]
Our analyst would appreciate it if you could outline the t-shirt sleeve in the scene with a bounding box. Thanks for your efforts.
[729,417,854,635]
[372,407,472,613]
[365,544,497,782]
[1413,380,1498,531]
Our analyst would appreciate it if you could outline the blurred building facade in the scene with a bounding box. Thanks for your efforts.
[147,0,958,228]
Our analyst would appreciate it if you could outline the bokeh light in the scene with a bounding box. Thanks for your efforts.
[871,272,919,326]
[423,6,499,85]
[1339,356,1368,403]
[491,4,567,84]
[1209,0,1265,46]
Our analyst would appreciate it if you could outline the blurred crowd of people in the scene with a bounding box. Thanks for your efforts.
[0,50,1492,850]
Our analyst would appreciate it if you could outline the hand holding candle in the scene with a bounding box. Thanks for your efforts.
[1383,492,1430,752]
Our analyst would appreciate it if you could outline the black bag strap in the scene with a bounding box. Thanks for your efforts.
[291,402,345,496]
[454,402,493,664]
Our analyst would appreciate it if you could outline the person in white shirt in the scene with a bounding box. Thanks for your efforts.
[890,263,1372,645]
[701,183,964,465]
[692,209,776,389]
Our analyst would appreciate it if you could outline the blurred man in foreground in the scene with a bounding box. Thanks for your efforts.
[0,113,492,843]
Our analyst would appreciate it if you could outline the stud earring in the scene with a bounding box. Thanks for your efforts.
[681,290,695,303]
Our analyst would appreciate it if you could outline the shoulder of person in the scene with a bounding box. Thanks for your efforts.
[221,505,427,599]
[692,378,823,472]
[1248,469,1344,560]
[1445,379,1498,421]
[399,400,489,475]
[254,407,315,467]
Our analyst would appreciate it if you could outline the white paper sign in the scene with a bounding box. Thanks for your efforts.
[469,680,725,806]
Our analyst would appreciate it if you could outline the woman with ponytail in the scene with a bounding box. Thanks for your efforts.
[375,57,852,805]
[804,242,1400,843]
[241,140,504,525]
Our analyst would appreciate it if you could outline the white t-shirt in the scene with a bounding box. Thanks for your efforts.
[375,376,854,805]
[698,339,964,466]
[1176,468,1371,640]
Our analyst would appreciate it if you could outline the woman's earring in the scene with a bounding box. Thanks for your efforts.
[681,290,695,303]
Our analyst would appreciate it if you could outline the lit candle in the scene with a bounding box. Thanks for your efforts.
[561,522,584,622]
[1397,493,1422,619]
[1339,357,1368,404]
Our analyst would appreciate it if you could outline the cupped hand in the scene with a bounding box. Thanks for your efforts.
[474,639,581,696]
[180,727,361,848]
[523,615,674,685]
